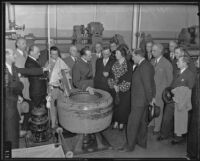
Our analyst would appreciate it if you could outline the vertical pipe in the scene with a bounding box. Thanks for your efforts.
[131,5,139,49]
[47,5,50,63]
[137,5,141,48]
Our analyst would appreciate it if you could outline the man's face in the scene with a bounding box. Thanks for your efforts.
[110,43,117,52]
[32,46,40,60]
[102,49,111,59]
[152,45,161,58]
[174,48,183,60]
[50,50,59,60]
[176,57,185,69]
[169,42,177,52]
[131,52,139,64]
[84,50,92,61]
[95,44,102,53]
[17,39,27,51]
[70,46,78,57]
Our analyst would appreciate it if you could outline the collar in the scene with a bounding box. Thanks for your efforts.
[81,57,88,63]
[28,55,37,62]
[71,56,76,62]
[17,49,24,56]
[156,56,162,63]
[180,67,187,74]
[138,58,145,65]
[6,63,12,74]
[96,52,102,58]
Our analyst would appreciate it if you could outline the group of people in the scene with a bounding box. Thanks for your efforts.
[5,36,197,153]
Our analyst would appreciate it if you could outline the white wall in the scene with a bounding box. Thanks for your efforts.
[5,4,199,50]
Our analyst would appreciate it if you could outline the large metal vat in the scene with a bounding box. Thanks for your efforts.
[57,89,113,134]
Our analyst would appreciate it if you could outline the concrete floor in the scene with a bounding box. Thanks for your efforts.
[19,126,187,158]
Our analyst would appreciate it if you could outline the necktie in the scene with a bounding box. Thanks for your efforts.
[103,59,107,66]
[154,59,158,67]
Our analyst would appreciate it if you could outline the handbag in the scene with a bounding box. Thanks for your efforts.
[147,103,160,124]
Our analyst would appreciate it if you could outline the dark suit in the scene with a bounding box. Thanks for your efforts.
[5,65,23,148]
[72,58,93,90]
[94,57,115,92]
[127,60,155,149]
[25,56,47,107]
[160,68,196,138]
[38,49,49,67]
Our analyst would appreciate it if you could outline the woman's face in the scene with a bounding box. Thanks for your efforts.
[115,50,123,60]
[146,42,153,53]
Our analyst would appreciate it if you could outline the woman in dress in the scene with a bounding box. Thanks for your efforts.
[108,44,132,131]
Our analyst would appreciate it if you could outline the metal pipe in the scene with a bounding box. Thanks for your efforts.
[7,3,15,30]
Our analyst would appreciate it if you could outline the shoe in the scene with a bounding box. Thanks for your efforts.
[171,136,185,145]
[118,146,134,152]
[153,131,160,136]
[157,135,167,141]
[20,130,27,138]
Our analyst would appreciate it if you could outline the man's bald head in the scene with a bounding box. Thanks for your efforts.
[16,37,27,51]
[169,40,177,52]
[69,45,78,57]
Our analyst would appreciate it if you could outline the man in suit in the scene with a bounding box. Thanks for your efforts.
[163,40,178,62]
[94,45,115,92]
[25,45,48,107]
[14,37,30,100]
[151,43,173,134]
[91,42,103,76]
[110,41,118,60]
[120,49,156,152]
[38,39,56,67]
[145,41,154,61]
[158,46,197,141]
[72,46,95,94]
[5,49,24,149]
[72,46,96,147]
[62,45,79,78]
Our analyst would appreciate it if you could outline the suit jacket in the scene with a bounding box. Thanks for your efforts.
[14,49,30,99]
[94,57,115,92]
[131,60,156,107]
[62,56,76,77]
[151,56,173,101]
[5,66,23,119]
[72,58,93,90]
[171,68,195,89]
[25,56,47,97]
[38,49,49,67]
[91,53,102,76]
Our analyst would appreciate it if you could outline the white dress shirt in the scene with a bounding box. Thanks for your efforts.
[6,63,12,75]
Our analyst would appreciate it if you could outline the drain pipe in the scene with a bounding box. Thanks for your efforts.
[7,3,15,30]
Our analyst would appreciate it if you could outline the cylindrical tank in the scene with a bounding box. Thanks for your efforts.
[57,89,113,134]
[29,106,51,143]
